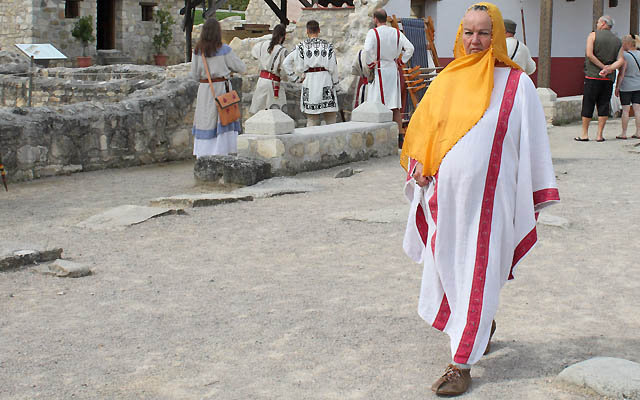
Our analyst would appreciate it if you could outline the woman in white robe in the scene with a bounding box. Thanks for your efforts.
[191,18,246,158]
[249,24,288,114]
[401,3,559,396]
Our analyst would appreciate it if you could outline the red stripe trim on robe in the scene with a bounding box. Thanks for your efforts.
[429,173,450,329]
[432,293,450,331]
[453,68,523,364]
[373,28,385,104]
[533,188,560,206]
[509,188,560,279]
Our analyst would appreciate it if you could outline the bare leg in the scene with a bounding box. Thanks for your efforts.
[580,117,591,140]
[620,105,631,138]
[392,108,402,133]
[633,103,640,137]
[306,113,321,127]
[596,116,608,141]
[323,112,337,125]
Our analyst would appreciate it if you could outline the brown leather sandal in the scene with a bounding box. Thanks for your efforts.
[431,364,472,396]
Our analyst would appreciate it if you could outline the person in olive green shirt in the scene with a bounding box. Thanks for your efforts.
[575,15,623,143]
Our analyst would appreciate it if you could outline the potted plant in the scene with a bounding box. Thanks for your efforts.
[71,15,95,67]
[152,9,175,66]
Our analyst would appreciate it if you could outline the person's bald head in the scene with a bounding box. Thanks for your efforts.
[373,8,387,24]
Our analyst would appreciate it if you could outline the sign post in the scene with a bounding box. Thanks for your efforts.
[14,44,67,107]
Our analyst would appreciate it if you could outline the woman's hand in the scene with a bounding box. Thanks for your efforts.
[412,162,433,187]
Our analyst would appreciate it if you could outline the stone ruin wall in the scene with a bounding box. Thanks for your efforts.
[0,66,164,107]
[0,0,184,66]
[0,63,212,182]
[0,0,392,182]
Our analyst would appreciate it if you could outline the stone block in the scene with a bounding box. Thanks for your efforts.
[557,357,640,399]
[350,101,392,123]
[49,259,92,278]
[257,138,285,159]
[194,155,272,186]
[537,87,557,105]
[245,109,295,135]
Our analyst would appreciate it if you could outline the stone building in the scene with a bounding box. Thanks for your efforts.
[0,0,184,65]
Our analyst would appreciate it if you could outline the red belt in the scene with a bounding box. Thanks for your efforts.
[259,70,281,82]
[200,77,227,83]
[305,67,327,73]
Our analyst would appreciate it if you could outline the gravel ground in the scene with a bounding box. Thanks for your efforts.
[1,120,639,399]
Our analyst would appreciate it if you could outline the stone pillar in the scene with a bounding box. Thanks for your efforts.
[244,109,295,135]
[593,0,604,31]
[631,0,639,36]
[538,0,553,88]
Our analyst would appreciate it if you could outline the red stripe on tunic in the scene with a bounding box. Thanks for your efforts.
[373,28,385,104]
[533,188,560,206]
[509,188,559,279]
[453,69,522,364]
[432,293,450,331]
[428,173,439,254]
[416,204,428,245]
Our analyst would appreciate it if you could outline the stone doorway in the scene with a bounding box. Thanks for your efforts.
[97,0,116,49]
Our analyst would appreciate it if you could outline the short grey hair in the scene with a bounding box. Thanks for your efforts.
[600,15,614,28]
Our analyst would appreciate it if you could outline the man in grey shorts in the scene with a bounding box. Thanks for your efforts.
[613,35,640,139]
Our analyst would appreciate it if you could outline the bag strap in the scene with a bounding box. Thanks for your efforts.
[510,40,520,60]
[201,53,216,98]
[627,50,640,71]
[270,46,286,72]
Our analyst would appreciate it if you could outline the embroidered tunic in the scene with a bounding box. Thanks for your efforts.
[283,37,339,114]
[190,45,246,157]
[249,41,288,114]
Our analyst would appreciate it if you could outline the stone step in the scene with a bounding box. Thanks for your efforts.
[95,50,132,66]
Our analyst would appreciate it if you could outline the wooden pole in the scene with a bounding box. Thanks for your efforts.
[538,0,553,88]
[631,0,639,36]
[593,0,604,31]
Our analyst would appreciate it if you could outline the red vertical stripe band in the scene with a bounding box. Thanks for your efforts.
[453,69,522,364]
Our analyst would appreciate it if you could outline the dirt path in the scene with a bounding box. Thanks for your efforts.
[1,120,639,399]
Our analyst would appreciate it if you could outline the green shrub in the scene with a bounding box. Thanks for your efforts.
[71,16,95,56]
[153,9,176,54]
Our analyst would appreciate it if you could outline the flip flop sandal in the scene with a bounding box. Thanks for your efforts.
[596,138,606,142]
[616,136,628,139]
[574,137,589,142]
[632,135,640,139]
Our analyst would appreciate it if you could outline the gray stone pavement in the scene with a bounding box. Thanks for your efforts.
[1,119,639,399]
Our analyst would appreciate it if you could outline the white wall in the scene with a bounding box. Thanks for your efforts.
[384,0,411,19]
[394,0,635,59]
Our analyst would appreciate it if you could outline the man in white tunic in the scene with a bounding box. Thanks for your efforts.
[401,4,559,396]
[504,19,536,75]
[364,8,414,132]
[283,20,339,127]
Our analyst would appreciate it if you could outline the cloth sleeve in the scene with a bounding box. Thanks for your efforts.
[190,52,201,81]
[522,45,537,75]
[363,29,377,68]
[328,43,339,84]
[399,32,415,64]
[225,50,247,74]
[282,49,300,83]
[251,41,262,60]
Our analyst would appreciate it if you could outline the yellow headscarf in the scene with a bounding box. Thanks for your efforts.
[400,2,521,176]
